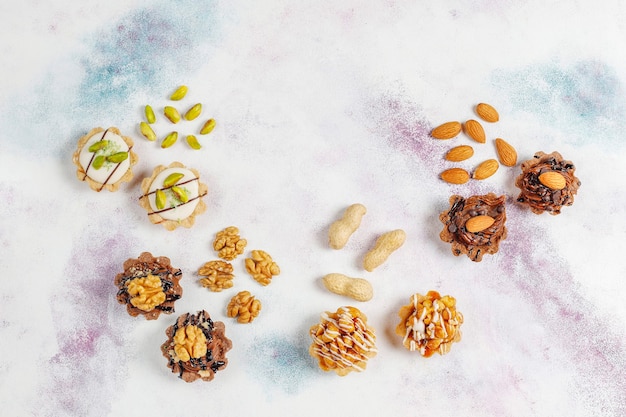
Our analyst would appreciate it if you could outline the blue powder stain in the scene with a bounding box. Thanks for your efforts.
[3,0,223,156]
[78,1,219,111]
[491,60,626,148]
[246,333,314,395]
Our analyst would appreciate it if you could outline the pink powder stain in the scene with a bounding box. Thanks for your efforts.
[38,230,137,416]
[366,91,625,414]
[496,209,625,415]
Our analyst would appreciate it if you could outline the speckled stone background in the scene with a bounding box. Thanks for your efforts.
[1,1,625,416]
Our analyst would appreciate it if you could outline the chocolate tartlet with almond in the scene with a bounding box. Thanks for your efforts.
[161,310,232,382]
[515,151,580,215]
[114,252,182,320]
[439,193,507,262]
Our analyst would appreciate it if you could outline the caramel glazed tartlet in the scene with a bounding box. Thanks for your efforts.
[161,310,232,382]
[439,193,507,262]
[114,252,183,320]
[515,151,581,215]
[139,162,208,231]
[72,127,138,192]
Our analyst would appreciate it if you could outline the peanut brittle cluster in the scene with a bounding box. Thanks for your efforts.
[309,306,377,376]
[395,291,463,357]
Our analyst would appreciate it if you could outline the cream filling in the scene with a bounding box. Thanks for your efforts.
[148,167,200,221]
[78,130,131,185]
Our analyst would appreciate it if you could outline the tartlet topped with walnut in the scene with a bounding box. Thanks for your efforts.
[139,162,208,231]
[114,252,183,320]
[161,310,232,382]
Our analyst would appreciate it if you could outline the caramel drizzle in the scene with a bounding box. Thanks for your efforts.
[81,128,109,180]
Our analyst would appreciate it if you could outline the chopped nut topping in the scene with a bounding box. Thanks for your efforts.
[198,260,234,292]
[213,226,247,260]
[226,291,262,323]
[395,291,463,357]
[126,274,166,312]
[309,306,377,376]
[174,325,208,362]
[245,250,280,286]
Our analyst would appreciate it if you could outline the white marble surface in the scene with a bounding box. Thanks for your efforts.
[1,1,625,416]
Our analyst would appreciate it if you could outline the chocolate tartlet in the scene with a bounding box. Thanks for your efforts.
[515,151,581,215]
[161,310,232,382]
[114,252,182,320]
[439,193,507,262]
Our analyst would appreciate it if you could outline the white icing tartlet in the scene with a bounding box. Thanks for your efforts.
[139,162,208,231]
[72,127,138,192]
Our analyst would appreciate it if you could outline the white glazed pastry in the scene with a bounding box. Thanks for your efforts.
[139,162,208,231]
[72,127,138,192]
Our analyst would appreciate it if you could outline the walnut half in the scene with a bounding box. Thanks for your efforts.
[245,250,280,286]
[198,260,234,292]
[126,274,166,312]
[226,291,262,323]
[173,325,208,362]
[213,226,247,260]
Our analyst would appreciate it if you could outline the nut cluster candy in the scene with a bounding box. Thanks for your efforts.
[309,306,377,376]
[395,291,463,357]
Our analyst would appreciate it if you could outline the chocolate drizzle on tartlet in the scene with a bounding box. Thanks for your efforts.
[439,193,507,262]
[515,151,581,215]
[161,310,232,382]
[114,252,183,320]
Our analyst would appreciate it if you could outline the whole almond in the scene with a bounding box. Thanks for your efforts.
[473,159,499,180]
[494,138,517,166]
[464,119,486,143]
[445,145,474,162]
[440,168,470,184]
[538,171,566,190]
[431,121,462,139]
[476,103,499,123]
[465,215,495,233]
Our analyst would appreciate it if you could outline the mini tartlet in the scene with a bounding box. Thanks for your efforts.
[439,193,507,262]
[139,162,208,231]
[114,252,183,320]
[515,151,581,215]
[161,310,232,382]
[72,127,138,192]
